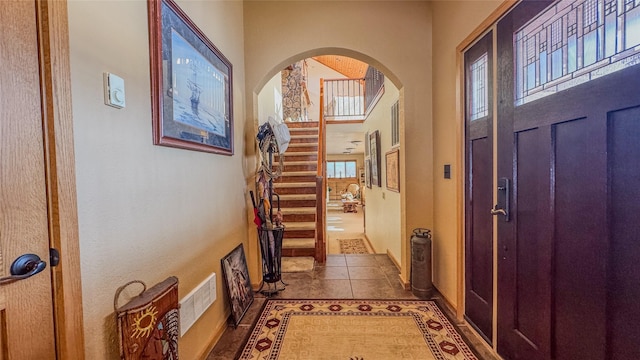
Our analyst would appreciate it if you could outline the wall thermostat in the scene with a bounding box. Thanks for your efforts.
[103,72,126,108]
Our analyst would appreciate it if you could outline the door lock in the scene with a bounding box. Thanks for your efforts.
[491,178,510,221]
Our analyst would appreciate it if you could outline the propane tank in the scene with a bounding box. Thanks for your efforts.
[411,228,433,299]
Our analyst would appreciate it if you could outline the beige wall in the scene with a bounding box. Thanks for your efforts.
[362,77,402,259]
[258,73,282,125]
[67,0,247,358]
[431,1,503,308]
[63,0,508,355]
[244,0,433,284]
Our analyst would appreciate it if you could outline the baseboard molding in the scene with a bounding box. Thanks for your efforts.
[197,311,230,360]
[363,234,377,254]
[398,273,410,290]
[386,249,401,270]
[433,284,456,316]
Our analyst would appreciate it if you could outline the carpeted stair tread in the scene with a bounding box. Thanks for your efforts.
[280,207,316,214]
[281,256,315,272]
[273,182,316,188]
[279,170,316,176]
[279,194,315,200]
[273,160,316,166]
[282,238,316,249]
[290,135,318,140]
[283,222,315,230]
[287,143,318,147]
[279,151,317,156]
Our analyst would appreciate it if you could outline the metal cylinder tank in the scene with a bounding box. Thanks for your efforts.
[411,228,433,299]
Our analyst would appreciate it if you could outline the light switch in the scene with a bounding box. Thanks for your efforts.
[444,164,451,179]
[103,72,126,108]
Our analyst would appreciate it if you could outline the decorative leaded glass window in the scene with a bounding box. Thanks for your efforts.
[469,53,489,120]
[515,0,640,105]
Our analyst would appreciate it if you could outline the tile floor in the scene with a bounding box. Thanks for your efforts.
[206,253,499,360]
[208,202,497,359]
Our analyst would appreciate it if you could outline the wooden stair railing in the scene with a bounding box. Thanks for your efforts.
[315,79,327,264]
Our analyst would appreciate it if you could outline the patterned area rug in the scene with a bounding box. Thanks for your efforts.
[239,299,478,360]
[338,238,370,254]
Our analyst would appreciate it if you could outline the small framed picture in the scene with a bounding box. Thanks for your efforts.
[221,244,253,327]
[369,130,381,187]
[386,148,400,192]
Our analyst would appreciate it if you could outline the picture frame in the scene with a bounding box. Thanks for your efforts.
[386,148,400,192]
[221,244,254,327]
[365,158,372,189]
[364,131,370,157]
[148,0,233,155]
[369,130,381,187]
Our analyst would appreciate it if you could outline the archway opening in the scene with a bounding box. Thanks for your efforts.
[254,52,403,268]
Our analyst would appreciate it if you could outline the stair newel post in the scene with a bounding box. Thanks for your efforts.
[315,79,327,263]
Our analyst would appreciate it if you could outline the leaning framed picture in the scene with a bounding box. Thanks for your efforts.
[369,130,381,187]
[386,148,400,192]
[221,244,254,327]
[148,0,233,155]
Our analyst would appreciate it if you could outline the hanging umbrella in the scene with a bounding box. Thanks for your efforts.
[250,191,262,227]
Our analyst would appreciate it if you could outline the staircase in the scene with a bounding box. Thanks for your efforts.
[274,121,320,258]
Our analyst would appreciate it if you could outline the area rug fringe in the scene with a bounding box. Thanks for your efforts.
[239,299,478,360]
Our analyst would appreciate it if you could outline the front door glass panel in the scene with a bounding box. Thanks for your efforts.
[515,0,640,106]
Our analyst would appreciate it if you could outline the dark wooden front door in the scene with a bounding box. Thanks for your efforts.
[464,31,494,343]
[496,1,640,359]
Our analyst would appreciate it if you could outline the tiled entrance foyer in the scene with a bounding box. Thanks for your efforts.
[208,196,496,358]
[207,253,498,359]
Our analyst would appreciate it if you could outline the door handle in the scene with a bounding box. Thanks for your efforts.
[0,254,47,285]
[491,205,507,217]
[491,178,510,221]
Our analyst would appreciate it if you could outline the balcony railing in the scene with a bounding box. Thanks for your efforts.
[324,79,365,118]
[323,67,384,121]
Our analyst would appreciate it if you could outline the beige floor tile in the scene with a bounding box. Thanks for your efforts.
[347,266,386,280]
[308,279,353,298]
[314,266,349,279]
[350,279,396,299]
[345,254,379,267]
[325,254,347,266]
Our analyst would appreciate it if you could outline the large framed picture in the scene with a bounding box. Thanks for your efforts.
[369,130,381,187]
[221,244,253,327]
[386,148,400,192]
[148,0,233,155]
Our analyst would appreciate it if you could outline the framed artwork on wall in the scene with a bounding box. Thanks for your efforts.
[221,244,254,327]
[386,148,400,192]
[148,0,234,155]
[364,131,370,157]
[365,158,371,189]
[369,130,381,187]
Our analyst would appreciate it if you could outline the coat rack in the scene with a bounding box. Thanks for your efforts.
[253,121,287,295]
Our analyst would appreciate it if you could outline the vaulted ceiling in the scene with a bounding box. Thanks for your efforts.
[312,56,369,79]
